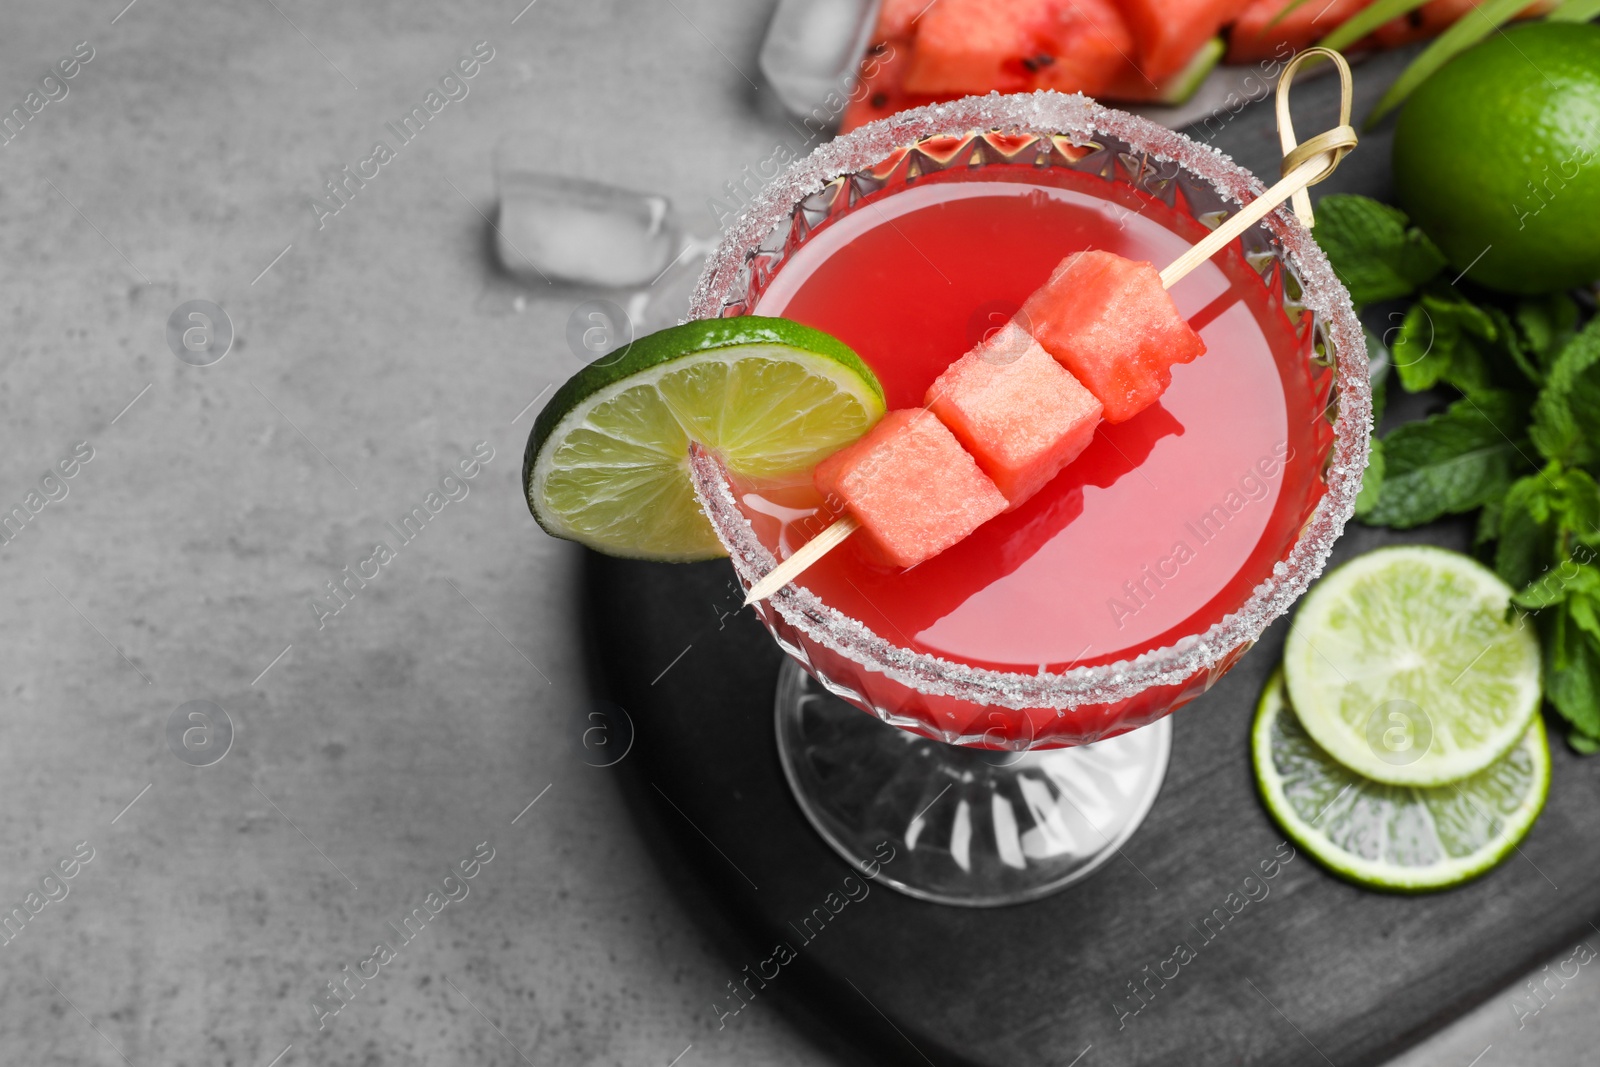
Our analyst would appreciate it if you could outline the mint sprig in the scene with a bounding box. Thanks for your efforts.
[1390,289,1505,394]
[1318,193,1600,753]
[1529,322,1600,467]
[1314,195,1448,307]
[1357,392,1530,528]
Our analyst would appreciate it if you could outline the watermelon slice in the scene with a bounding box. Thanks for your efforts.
[925,322,1103,506]
[1019,251,1206,423]
[901,0,1135,97]
[841,6,1218,130]
[1104,35,1223,104]
[841,38,939,133]
[1117,0,1238,82]
[813,409,1008,568]
[1371,0,1555,47]
[875,0,930,40]
[1226,0,1372,63]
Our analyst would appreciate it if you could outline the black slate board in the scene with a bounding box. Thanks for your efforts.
[582,50,1600,1067]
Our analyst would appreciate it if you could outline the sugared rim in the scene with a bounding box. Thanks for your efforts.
[686,91,1371,711]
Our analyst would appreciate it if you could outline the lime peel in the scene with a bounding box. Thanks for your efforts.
[525,317,885,562]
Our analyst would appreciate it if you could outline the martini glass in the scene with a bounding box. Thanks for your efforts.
[687,92,1368,907]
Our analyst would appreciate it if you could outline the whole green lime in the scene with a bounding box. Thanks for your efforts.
[1392,23,1600,295]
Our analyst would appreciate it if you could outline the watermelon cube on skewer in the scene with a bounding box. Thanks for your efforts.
[1019,250,1206,424]
[813,409,1008,568]
[925,322,1103,507]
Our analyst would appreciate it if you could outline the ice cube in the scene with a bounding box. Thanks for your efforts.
[758,0,880,120]
[494,145,681,288]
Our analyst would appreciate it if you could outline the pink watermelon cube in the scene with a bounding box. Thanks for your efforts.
[1019,250,1206,423]
[813,409,1007,568]
[925,322,1103,507]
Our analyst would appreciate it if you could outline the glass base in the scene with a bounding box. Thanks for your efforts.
[774,661,1171,907]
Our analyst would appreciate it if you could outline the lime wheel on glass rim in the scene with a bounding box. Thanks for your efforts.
[524,317,886,561]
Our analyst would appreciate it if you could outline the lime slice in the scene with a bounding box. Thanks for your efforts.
[1254,670,1548,892]
[1284,545,1541,786]
[525,317,885,561]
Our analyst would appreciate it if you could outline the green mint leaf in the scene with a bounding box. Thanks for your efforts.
[1543,599,1600,743]
[1514,558,1597,610]
[1530,317,1600,467]
[1311,195,1448,307]
[1484,306,1543,391]
[1390,290,1514,396]
[1498,474,1556,592]
[1354,435,1385,519]
[1361,390,1533,528]
[1570,731,1600,755]
[1560,468,1600,540]
[1477,495,1504,549]
[1515,294,1578,373]
[1570,592,1600,643]
[1498,465,1600,592]
[1391,301,1451,392]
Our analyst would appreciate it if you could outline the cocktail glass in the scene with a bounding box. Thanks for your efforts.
[686,92,1369,906]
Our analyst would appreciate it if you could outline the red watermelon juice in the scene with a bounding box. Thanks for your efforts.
[742,165,1330,681]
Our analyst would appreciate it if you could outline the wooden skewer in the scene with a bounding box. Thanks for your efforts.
[742,50,1356,608]
[1160,48,1356,291]
[743,514,861,606]
[1156,155,1329,288]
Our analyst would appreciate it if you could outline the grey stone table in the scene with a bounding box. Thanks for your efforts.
[0,2,1592,1065]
